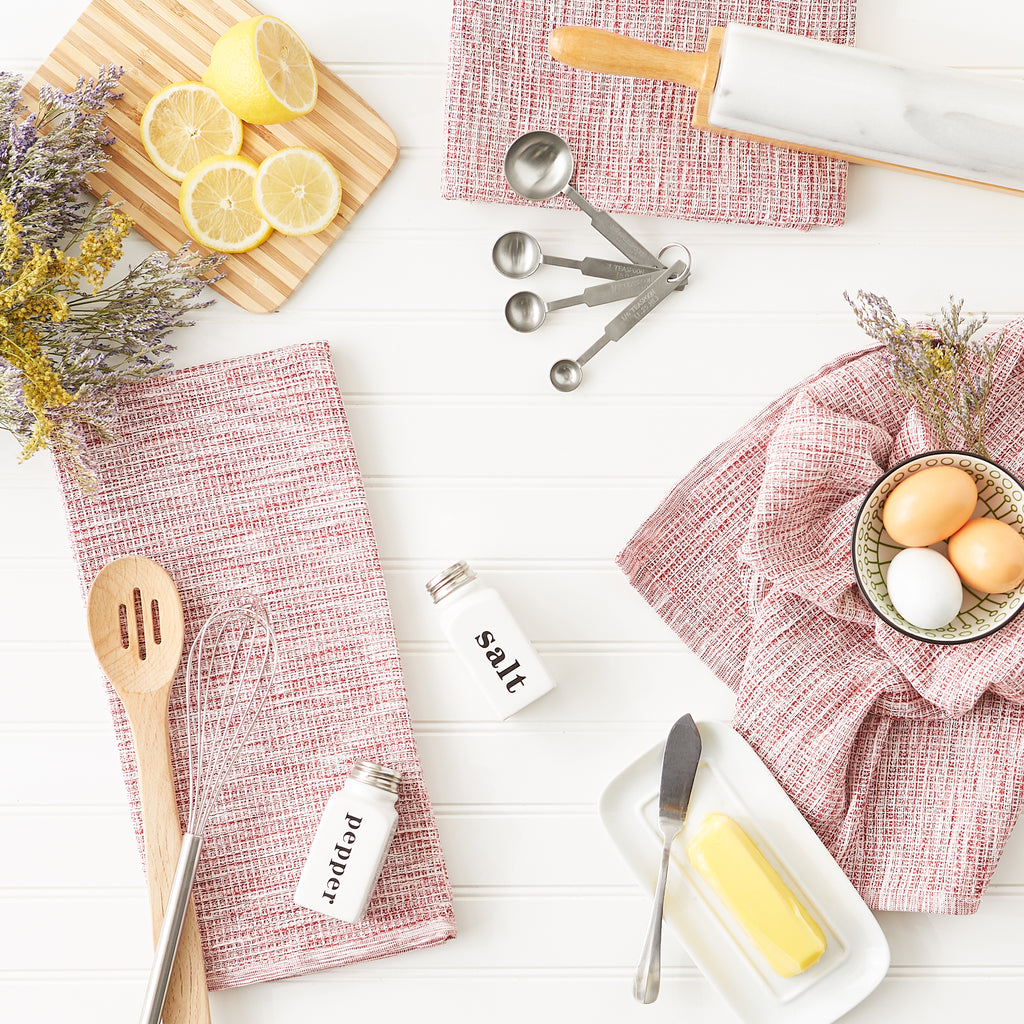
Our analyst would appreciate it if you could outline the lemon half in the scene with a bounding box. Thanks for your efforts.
[202,16,318,125]
[253,147,342,236]
[140,82,243,181]
[179,155,273,253]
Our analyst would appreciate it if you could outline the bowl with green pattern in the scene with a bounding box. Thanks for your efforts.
[852,451,1024,644]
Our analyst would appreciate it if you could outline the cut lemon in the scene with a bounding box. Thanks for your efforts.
[202,16,317,125]
[253,148,342,236]
[140,82,243,181]
[179,155,273,253]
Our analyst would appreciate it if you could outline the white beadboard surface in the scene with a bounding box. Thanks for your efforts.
[5,0,1024,1021]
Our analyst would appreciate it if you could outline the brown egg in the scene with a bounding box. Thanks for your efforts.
[948,517,1024,593]
[882,466,978,547]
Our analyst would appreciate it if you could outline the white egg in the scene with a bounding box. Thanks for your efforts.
[884,547,964,629]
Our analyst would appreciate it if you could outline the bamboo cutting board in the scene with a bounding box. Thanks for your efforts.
[24,0,399,313]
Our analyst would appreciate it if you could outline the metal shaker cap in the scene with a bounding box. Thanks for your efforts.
[350,760,401,794]
[425,560,477,604]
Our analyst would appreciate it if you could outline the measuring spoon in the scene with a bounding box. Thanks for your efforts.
[492,230,661,281]
[86,556,212,1024]
[549,259,688,392]
[505,272,665,332]
[504,131,665,269]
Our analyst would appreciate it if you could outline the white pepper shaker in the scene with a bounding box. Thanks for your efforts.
[294,760,401,923]
[426,560,556,719]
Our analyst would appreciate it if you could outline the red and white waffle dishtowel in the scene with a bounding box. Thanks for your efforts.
[57,342,456,987]
[443,0,855,229]
[618,321,1024,914]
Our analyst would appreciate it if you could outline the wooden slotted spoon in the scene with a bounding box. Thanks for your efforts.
[87,556,211,1024]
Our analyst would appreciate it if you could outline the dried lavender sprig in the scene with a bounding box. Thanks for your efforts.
[41,246,223,383]
[0,244,221,452]
[0,66,226,490]
[0,67,125,258]
[844,290,1004,458]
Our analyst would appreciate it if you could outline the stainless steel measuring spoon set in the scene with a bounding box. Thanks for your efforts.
[497,130,691,392]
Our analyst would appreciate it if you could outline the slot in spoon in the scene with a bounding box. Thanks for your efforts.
[505,272,665,332]
[550,258,688,392]
[504,131,665,269]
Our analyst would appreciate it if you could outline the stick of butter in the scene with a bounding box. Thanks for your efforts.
[687,812,826,977]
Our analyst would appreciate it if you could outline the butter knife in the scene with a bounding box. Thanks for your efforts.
[633,713,703,1004]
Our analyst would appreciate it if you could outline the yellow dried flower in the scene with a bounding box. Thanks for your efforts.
[925,345,955,376]
[0,65,223,493]
[0,203,125,458]
[0,193,21,272]
[0,325,74,458]
[50,295,70,323]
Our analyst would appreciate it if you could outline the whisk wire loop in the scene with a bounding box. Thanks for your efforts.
[183,598,279,835]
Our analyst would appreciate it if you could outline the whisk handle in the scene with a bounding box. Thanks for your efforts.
[139,832,204,1024]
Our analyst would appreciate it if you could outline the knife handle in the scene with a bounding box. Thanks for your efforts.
[633,836,674,1004]
[549,25,720,93]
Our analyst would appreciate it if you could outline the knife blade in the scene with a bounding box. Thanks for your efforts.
[633,713,702,1004]
[550,24,1024,198]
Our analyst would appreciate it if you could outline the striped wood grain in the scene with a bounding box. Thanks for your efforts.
[23,0,399,312]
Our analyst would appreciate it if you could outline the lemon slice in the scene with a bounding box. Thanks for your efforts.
[202,16,317,125]
[253,147,342,236]
[179,155,273,253]
[140,82,243,181]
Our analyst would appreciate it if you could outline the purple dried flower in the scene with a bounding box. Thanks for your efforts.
[0,66,223,491]
[845,290,1003,458]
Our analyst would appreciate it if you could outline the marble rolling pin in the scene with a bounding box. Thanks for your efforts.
[549,24,1024,196]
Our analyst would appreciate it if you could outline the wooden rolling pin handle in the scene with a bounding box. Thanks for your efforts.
[127,700,212,1024]
[548,25,717,92]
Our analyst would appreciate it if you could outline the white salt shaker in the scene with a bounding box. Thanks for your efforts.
[426,560,556,719]
[294,760,401,924]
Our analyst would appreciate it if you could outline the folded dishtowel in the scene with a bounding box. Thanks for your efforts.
[442,0,855,229]
[58,342,457,987]
[618,322,1024,914]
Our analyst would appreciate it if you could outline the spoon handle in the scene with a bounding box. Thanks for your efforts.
[541,253,587,271]
[598,260,687,353]
[126,699,212,1024]
[543,253,662,280]
[548,272,663,312]
[579,255,663,279]
[570,259,686,373]
[604,260,688,342]
[580,272,665,307]
[563,184,666,268]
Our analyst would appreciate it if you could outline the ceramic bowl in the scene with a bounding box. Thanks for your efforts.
[852,451,1024,644]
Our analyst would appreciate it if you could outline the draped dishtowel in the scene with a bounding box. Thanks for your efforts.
[57,342,457,986]
[618,322,1024,914]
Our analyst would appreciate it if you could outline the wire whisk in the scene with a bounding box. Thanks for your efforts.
[184,598,278,834]
[139,598,279,1024]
